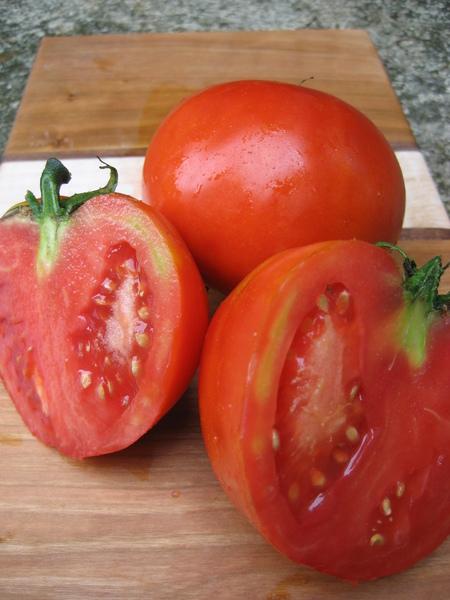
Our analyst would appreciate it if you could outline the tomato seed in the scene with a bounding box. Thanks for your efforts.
[288,482,300,502]
[332,448,349,464]
[310,468,326,487]
[335,289,351,315]
[345,426,360,443]
[97,382,106,401]
[316,294,329,313]
[396,481,406,498]
[349,383,360,401]
[79,370,92,389]
[370,533,385,546]
[102,278,116,292]
[272,428,280,451]
[93,294,109,306]
[135,333,150,348]
[138,306,150,320]
[381,497,392,516]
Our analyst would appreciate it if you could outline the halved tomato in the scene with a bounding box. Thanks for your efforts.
[199,240,449,580]
[0,158,208,458]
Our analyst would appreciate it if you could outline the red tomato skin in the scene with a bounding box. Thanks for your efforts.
[0,194,208,458]
[144,81,405,291]
[199,241,449,581]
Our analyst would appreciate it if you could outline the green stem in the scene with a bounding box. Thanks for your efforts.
[39,158,71,219]
[377,242,449,367]
[63,157,118,215]
[7,157,119,277]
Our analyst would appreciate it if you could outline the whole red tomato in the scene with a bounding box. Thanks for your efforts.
[143,80,405,291]
[0,159,208,458]
[199,240,449,580]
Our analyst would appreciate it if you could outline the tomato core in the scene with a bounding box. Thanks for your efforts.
[72,242,151,426]
[275,283,369,515]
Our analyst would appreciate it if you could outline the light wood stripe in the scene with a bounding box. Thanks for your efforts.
[1,152,447,227]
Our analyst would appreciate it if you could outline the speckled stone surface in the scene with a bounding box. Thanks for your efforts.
[0,0,448,210]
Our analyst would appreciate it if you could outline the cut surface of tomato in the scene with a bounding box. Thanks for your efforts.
[199,240,450,581]
[0,159,208,458]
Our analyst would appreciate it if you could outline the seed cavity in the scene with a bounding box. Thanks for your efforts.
[73,243,152,421]
[370,533,385,546]
[135,333,150,348]
[272,428,280,451]
[396,481,406,498]
[345,426,360,443]
[381,497,392,516]
[80,370,92,389]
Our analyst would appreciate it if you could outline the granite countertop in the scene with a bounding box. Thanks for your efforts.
[0,0,448,211]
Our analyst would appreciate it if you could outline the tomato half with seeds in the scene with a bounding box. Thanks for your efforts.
[199,240,450,580]
[0,159,208,458]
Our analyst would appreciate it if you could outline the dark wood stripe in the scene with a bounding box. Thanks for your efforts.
[400,228,450,240]
[2,148,147,161]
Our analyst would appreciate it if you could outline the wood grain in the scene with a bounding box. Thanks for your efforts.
[1,239,449,600]
[4,30,415,159]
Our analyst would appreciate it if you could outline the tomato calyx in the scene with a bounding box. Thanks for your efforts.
[378,242,449,367]
[2,157,118,222]
[2,158,118,277]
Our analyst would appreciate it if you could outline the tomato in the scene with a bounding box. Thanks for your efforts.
[0,158,208,459]
[143,80,405,292]
[199,240,449,580]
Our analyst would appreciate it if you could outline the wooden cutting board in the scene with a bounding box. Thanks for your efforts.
[0,30,449,600]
